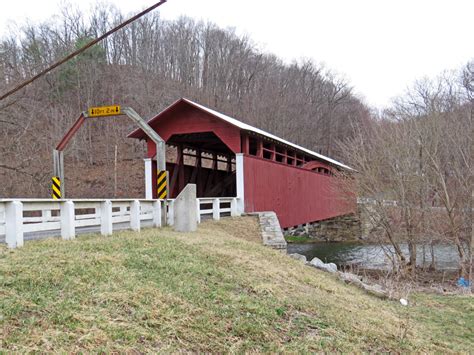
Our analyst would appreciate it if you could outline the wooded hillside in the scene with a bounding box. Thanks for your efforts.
[0,4,370,198]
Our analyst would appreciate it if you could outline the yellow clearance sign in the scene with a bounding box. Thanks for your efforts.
[88,105,121,117]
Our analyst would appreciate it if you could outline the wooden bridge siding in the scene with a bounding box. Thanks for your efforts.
[243,155,355,228]
[145,105,241,158]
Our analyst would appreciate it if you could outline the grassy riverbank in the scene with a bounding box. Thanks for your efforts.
[1,217,472,352]
[284,235,315,243]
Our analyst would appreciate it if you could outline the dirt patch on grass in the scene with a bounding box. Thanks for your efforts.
[205,216,262,244]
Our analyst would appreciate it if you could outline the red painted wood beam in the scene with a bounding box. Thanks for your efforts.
[169,145,182,196]
[242,134,249,154]
[226,155,232,173]
[257,139,263,158]
[282,148,288,164]
[55,113,86,151]
[178,151,185,193]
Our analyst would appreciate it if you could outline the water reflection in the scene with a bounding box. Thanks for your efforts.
[287,242,460,270]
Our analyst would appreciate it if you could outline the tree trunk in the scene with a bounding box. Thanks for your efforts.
[408,241,417,277]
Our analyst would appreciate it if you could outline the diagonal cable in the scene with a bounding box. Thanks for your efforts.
[0,0,167,102]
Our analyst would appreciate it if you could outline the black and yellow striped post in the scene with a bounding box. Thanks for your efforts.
[52,176,61,199]
[157,170,168,199]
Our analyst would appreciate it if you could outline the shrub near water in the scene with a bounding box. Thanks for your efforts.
[0,218,472,352]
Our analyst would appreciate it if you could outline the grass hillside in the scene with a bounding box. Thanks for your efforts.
[1,217,472,352]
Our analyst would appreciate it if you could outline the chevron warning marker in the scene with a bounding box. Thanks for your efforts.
[52,176,61,199]
[157,170,168,199]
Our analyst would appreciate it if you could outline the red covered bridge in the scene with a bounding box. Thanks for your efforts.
[128,98,355,228]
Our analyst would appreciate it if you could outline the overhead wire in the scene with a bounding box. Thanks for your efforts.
[0,0,167,102]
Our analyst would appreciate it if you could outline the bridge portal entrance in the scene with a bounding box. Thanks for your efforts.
[148,132,236,199]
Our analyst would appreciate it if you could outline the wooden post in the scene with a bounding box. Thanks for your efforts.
[257,139,263,158]
[179,147,185,192]
[114,145,118,198]
[227,155,232,173]
[169,145,183,197]
[197,149,203,197]
[242,134,249,154]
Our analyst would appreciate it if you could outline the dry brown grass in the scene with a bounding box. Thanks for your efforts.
[0,217,472,352]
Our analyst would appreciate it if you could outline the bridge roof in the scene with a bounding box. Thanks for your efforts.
[128,98,353,170]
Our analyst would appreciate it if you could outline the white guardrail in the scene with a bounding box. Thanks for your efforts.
[0,197,240,248]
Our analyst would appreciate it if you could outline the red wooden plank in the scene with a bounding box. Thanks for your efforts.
[144,105,241,158]
[243,155,355,228]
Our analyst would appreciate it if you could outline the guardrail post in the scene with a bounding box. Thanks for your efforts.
[231,198,240,217]
[196,199,201,223]
[5,200,23,248]
[212,198,220,221]
[60,200,75,240]
[152,200,162,228]
[167,200,174,226]
[100,200,113,236]
[42,209,52,221]
[130,200,141,231]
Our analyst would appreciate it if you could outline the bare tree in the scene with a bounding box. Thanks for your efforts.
[0,5,369,198]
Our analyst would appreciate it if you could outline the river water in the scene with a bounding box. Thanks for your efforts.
[287,242,460,270]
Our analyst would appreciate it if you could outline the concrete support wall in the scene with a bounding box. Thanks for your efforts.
[248,211,287,250]
[284,213,361,242]
[174,184,197,232]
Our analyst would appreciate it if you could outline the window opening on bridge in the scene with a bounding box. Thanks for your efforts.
[295,154,304,166]
[248,136,258,156]
[275,145,285,163]
[245,134,336,175]
[287,151,295,165]
[262,141,274,160]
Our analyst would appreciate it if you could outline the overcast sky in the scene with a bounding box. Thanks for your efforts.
[0,0,472,108]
